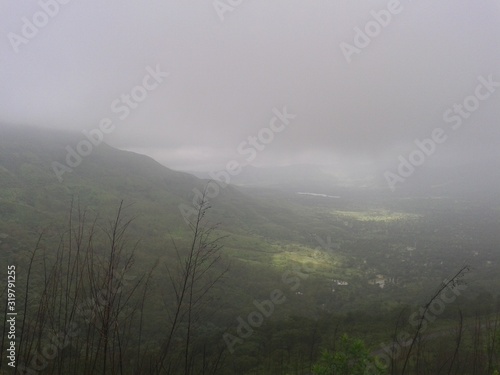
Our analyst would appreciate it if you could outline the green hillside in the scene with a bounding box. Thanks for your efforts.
[1,126,500,375]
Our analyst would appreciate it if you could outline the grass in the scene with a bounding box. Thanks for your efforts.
[332,209,422,222]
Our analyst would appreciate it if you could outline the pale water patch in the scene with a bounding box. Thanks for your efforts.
[297,192,341,199]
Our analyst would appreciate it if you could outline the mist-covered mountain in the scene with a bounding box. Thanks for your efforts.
[187,164,342,190]
[2,125,498,251]
[187,158,500,201]
[0,126,319,248]
[2,126,500,375]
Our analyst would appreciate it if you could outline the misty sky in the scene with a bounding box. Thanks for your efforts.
[1,0,499,176]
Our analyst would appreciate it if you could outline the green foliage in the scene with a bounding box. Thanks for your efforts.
[2,127,500,374]
[313,334,384,375]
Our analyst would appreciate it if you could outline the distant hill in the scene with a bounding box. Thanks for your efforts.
[0,125,309,253]
[0,126,196,236]
[186,164,378,193]
[373,160,500,199]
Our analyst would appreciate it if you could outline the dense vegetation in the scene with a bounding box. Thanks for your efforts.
[1,128,499,374]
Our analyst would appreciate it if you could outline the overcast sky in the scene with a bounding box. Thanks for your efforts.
[1,0,499,176]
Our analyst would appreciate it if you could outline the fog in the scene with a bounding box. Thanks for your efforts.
[1,0,500,182]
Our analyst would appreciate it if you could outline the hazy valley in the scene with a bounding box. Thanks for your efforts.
[1,127,499,374]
